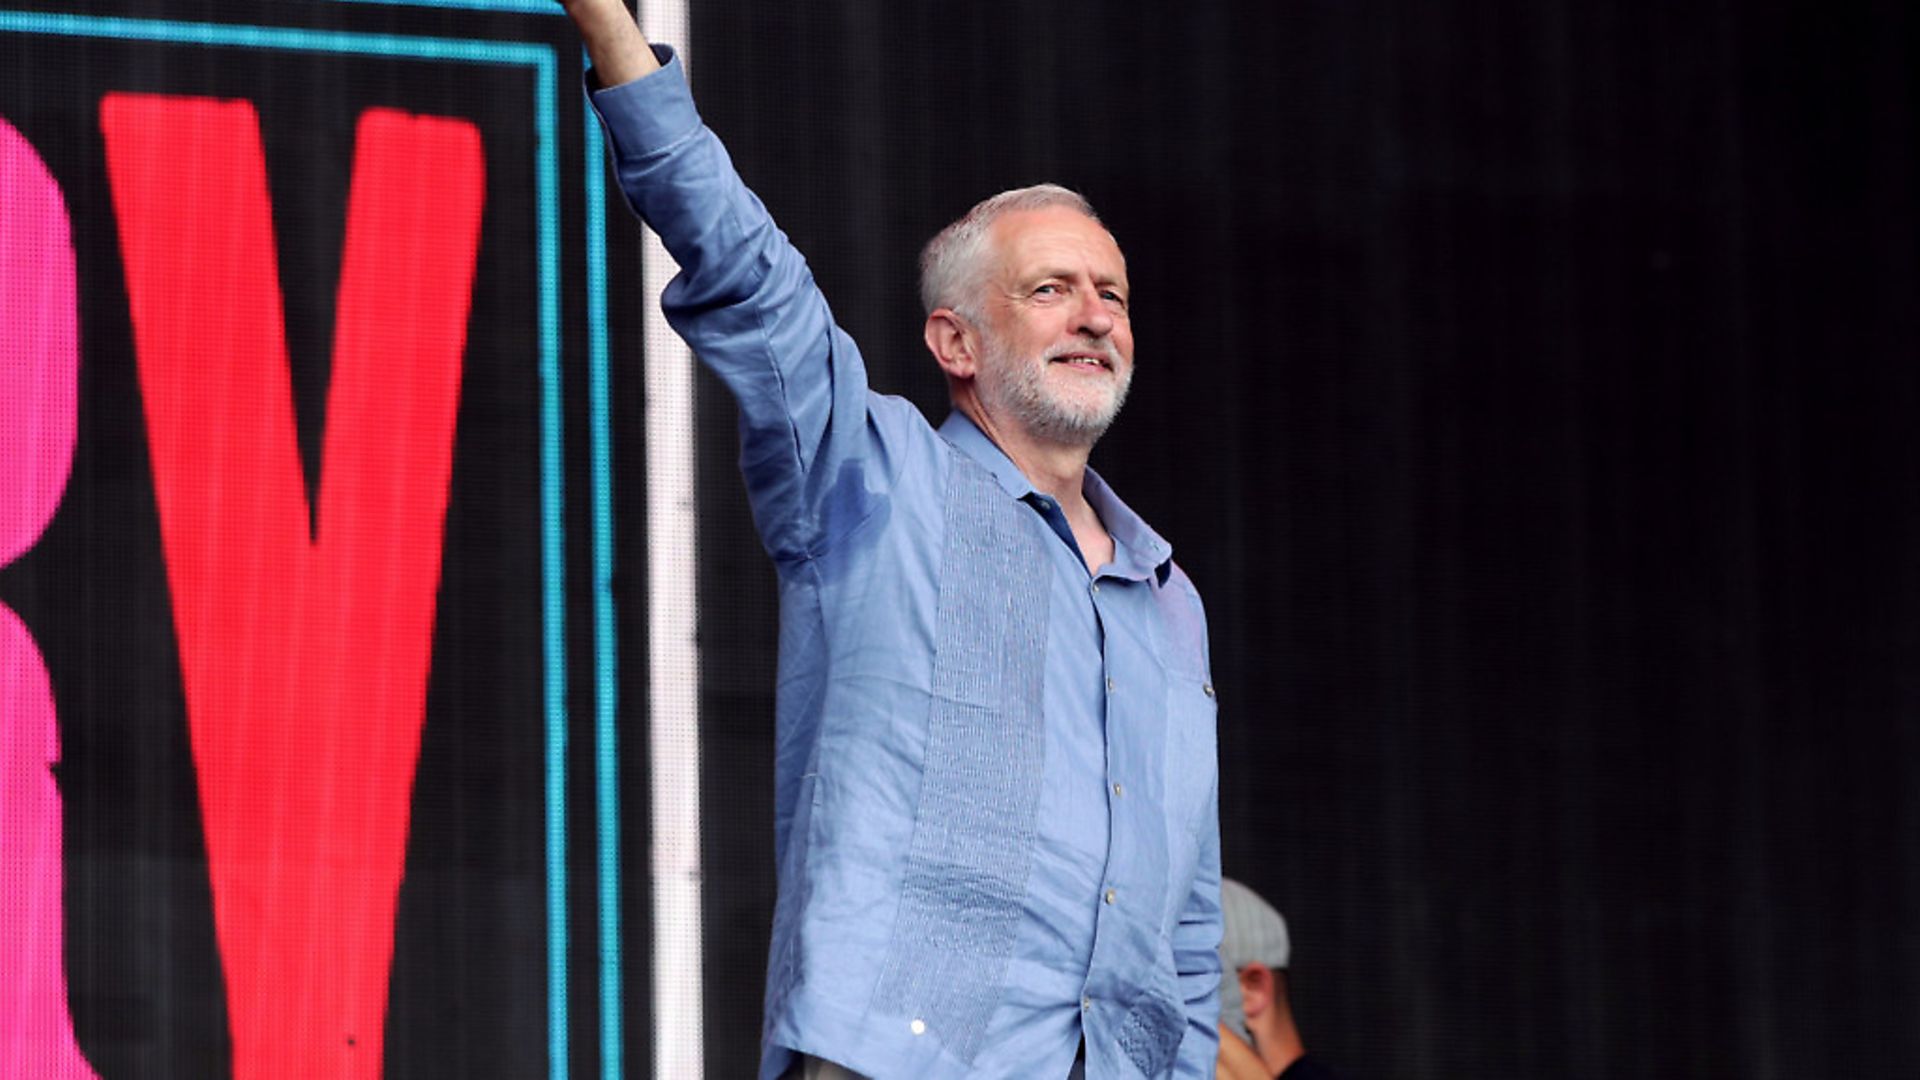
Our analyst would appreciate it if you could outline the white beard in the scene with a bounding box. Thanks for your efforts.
[976,334,1132,448]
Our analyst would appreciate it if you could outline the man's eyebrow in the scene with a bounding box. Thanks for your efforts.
[1025,267,1076,282]
[1024,267,1128,288]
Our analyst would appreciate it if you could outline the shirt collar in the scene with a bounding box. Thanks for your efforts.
[938,411,1174,584]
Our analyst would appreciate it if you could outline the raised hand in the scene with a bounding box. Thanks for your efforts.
[557,0,660,88]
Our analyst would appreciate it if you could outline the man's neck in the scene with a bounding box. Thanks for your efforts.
[956,398,1114,574]
[955,399,1093,507]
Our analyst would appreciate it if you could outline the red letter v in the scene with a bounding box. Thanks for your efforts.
[102,95,484,1080]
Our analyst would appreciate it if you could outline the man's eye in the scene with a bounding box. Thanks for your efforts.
[1033,284,1060,296]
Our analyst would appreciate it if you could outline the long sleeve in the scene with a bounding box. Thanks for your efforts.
[590,48,889,562]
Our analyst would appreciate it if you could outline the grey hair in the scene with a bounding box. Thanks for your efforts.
[918,183,1101,320]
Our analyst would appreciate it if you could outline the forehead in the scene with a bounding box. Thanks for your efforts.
[988,205,1127,282]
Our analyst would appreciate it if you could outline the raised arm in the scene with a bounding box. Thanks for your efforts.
[559,2,892,564]
[557,0,659,88]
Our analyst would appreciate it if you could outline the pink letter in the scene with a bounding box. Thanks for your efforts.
[0,117,96,1079]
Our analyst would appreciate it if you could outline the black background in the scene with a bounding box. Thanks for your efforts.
[2,0,1915,1076]
[684,2,1918,1078]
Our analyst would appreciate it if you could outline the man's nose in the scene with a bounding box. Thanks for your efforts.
[1073,287,1115,337]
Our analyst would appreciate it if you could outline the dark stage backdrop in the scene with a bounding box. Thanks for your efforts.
[3,0,1916,1077]
[684,3,1918,1079]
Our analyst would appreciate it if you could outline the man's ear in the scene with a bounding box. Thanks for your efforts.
[924,309,977,380]
[1238,961,1275,1020]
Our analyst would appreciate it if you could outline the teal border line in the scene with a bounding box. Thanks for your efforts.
[582,82,624,1080]
[0,11,549,63]
[329,0,564,14]
[0,10,611,1080]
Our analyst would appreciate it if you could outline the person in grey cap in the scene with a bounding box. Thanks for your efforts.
[1216,878,1344,1080]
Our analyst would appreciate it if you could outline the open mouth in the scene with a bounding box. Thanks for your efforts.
[1048,352,1113,371]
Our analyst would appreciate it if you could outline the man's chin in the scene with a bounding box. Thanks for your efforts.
[980,370,1127,447]
[1062,391,1126,433]
[1032,402,1123,447]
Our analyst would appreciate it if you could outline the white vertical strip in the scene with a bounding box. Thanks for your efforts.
[638,3,703,1078]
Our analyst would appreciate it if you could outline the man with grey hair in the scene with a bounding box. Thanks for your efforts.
[562,3,1223,1077]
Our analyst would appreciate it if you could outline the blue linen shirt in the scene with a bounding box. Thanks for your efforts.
[593,48,1222,1080]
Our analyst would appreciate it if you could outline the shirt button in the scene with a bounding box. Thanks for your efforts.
[1203,683,1216,698]
[1103,888,1117,905]
[1105,677,1115,693]
[1081,996,1092,1012]
[1112,782,1124,798]
[1090,582,1101,596]
[910,1018,926,1036]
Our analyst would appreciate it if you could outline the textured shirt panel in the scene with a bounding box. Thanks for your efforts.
[871,456,1051,1062]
